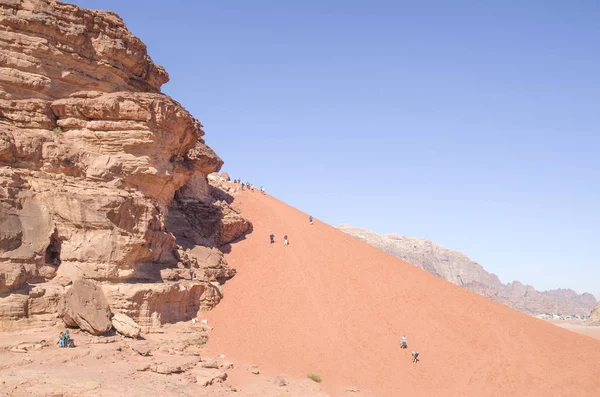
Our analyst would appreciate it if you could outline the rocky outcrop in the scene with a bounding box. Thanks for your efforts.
[60,279,112,335]
[102,281,222,333]
[0,0,245,331]
[587,303,600,326]
[111,312,141,338]
[339,226,597,316]
[167,174,252,249]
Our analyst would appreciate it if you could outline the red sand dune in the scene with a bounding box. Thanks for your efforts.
[206,190,600,397]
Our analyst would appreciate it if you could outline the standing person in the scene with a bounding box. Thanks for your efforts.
[309,215,313,225]
[401,335,407,349]
[260,186,265,195]
[283,235,289,246]
[241,183,245,191]
[412,351,419,364]
[270,234,275,245]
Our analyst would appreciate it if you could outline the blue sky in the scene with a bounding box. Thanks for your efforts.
[74,0,600,299]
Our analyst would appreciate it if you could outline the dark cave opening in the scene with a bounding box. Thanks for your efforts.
[45,229,61,266]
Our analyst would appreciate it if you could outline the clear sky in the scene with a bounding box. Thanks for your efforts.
[74,0,600,299]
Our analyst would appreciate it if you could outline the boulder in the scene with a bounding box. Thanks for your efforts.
[61,279,112,335]
[111,312,141,338]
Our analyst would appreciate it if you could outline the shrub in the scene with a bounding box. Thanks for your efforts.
[53,126,63,134]
[307,373,322,383]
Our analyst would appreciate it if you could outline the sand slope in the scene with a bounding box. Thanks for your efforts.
[206,190,600,397]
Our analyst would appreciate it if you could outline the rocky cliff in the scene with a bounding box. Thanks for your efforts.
[338,226,596,316]
[0,0,250,333]
[588,303,600,326]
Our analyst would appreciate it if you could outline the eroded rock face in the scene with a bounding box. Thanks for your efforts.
[588,303,600,326]
[102,281,222,333]
[0,0,244,331]
[167,176,252,249]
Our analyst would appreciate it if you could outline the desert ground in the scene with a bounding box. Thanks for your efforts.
[1,187,600,397]
[0,321,333,397]
[548,320,600,341]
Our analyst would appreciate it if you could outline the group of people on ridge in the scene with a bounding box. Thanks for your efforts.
[233,179,266,195]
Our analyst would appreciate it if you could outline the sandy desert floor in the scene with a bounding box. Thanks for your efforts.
[548,320,600,341]
[0,321,337,397]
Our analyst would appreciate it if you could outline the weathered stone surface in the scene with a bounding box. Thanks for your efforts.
[167,186,252,249]
[338,226,597,316]
[0,263,25,293]
[0,290,28,326]
[0,0,246,330]
[0,1,168,100]
[138,356,200,374]
[60,279,112,335]
[587,303,600,326]
[102,281,222,333]
[111,312,141,338]
[195,368,227,387]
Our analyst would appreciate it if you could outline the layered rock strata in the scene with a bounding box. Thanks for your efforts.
[0,0,249,332]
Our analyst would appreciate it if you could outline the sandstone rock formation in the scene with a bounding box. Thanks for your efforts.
[587,303,600,326]
[338,225,597,316]
[0,0,249,332]
[111,312,141,338]
[60,279,112,335]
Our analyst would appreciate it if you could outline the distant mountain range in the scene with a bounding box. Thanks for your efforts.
[338,225,596,317]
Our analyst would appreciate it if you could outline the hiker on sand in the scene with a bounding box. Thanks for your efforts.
[309,215,313,225]
[260,186,265,195]
[401,335,407,349]
[284,235,289,246]
[270,234,275,244]
[412,351,419,364]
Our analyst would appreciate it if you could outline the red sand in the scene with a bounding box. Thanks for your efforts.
[206,190,600,397]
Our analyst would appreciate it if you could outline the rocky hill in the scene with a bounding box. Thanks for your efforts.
[338,226,596,316]
[588,303,600,326]
[0,0,250,333]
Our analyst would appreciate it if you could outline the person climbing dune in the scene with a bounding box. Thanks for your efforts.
[401,335,407,349]
[270,234,275,244]
[284,235,289,246]
[309,215,313,225]
[412,351,419,364]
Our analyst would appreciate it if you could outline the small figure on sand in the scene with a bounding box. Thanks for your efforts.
[283,235,289,246]
[260,186,265,195]
[400,335,407,349]
[412,351,419,364]
[270,234,275,244]
[309,215,313,225]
